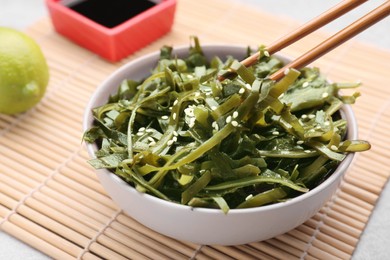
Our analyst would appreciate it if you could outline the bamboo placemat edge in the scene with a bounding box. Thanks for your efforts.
[1,0,390,259]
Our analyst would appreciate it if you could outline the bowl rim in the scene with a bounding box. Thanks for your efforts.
[83,43,357,215]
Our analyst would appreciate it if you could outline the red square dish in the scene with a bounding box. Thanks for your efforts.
[46,0,176,61]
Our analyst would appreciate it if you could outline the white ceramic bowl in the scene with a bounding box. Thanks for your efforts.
[83,44,357,245]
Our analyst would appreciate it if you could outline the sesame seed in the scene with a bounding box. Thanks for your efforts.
[322,92,329,98]
[146,129,154,133]
[226,115,232,124]
[297,140,304,145]
[173,113,177,120]
[167,140,174,146]
[232,111,239,118]
[308,114,315,119]
[149,141,156,146]
[304,150,311,153]
[245,83,252,90]
[302,82,309,88]
[231,121,238,127]
[136,132,144,136]
[195,92,200,97]
[173,100,178,106]
[316,125,322,129]
[138,127,146,132]
[212,122,219,131]
[188,118,196,128]
[264,51,270,57]
[184,108,194,116]
[272,131,279,135]
[173,131,178,136]
[148,137,155,142]
[245,194,253,201]
[161,115,169,120]
[330,145,338,151]
[239,88,245,94]
[324,121,330,126]
[211,106,217,110]
[169,106,172,110]
[172,136,178,142]
[301,114,308,119]
[284,68,290,75]
[215,97,220,100]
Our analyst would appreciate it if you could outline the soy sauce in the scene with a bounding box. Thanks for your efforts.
[67,0,157,28]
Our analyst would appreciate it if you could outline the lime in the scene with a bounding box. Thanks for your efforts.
[0,27,49,115]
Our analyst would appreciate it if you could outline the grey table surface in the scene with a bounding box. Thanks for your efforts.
[0,0,389,259]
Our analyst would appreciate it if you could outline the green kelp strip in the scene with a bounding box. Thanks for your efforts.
[83,37,370,212]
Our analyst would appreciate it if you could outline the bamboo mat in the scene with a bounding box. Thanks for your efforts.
[1,0,390,259]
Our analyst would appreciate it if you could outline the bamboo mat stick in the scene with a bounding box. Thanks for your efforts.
[87,238,130,260]
[206,245,247,259]
[3,185,150,260]
[263,238,303,258]
[45,182,113,214]
[345,174,383,194]
[332,197,371,218]
[341,181,378,204]
[234,244,273,259]
[3,130,71,158]
[329,203,368,223]
[43,181,116,218]
[297,225,354,255]
[109,222,189,259]
[249,241,297,259]
[52,174,114,208]
[39,186,112,224]
[288,229,350,259]
[0,148,50,180]
[1,165,40,189]
[352,167,388,185]
[33,191,105,230]
[60,167,106,194]
[0,136,62,164]
[279,234,337,259]
[25,197,98,238]
[337,191,373,211]
[8,213,82,257]
[115,214,197,257]
[104,227,167,259]
[9,122,78,150]
[93,233,150,260]
[321,209,365,230]
[313,213,361,238]
[1,219,74,259]
[28,113,81,137]
[304,218,358,246]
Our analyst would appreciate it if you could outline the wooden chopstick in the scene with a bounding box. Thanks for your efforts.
[219,0,367,80]
[270,0,390,80]
[241,0,368,68]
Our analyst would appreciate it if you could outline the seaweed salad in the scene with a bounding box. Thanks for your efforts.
[83,38,370,213]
